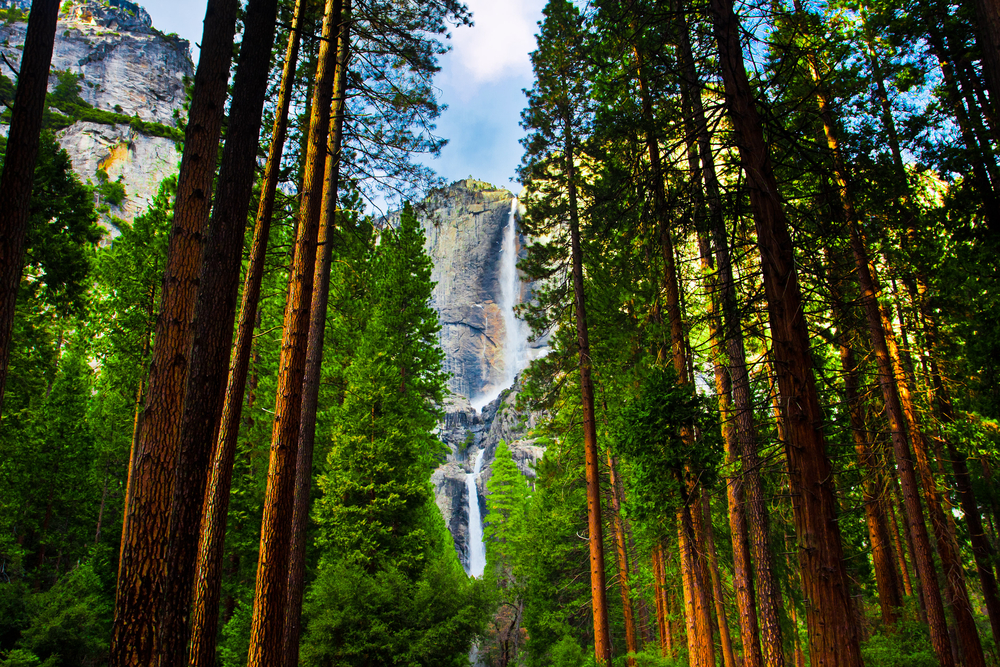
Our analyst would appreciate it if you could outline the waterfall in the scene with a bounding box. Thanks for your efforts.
[499,197,530,388]
[471,197,530,411]
[466,449,487,577]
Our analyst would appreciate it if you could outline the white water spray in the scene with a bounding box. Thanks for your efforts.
[499,197,530,387]
[466,449,487,577]
[471,198,530,411]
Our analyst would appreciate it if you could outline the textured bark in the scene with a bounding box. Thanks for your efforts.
[185,3,306,665]
[702,496,735,667]
[676,10,784,663]
[0,0,59,412]
[110,0,239,661]
[886,492,913,598]
[154,0,280,661]
[607,453,637,665]
[652,545,671,657]
[884,308,986,666]
[803,47,904,627]
[707,0,862,663]
[564,112,612,667]
[970,0,1000,122]
[678,499,714,667]
[281,3,350,663]
[245,0,340,658]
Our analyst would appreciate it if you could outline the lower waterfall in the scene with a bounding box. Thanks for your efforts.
[466,449,487,577]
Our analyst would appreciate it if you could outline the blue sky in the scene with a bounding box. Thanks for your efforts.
[141,0,545,196]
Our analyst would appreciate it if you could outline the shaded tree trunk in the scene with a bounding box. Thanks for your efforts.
[702,495,736,667]
[706,0,863,662]
[185,0,306,663]
[0,0,59,413]
[154,0,281,661]
[110,0,240,660]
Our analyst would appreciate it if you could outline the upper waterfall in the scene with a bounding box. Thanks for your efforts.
[471,197,530,410]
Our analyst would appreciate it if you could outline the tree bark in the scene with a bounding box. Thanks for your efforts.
[185,1,306,664]
[607,452,637,665]
[653,544,671,658]
[702,495,736,667]
[281,3,351,663]
[154,0,281,661]
[564,111,612,667]
[110,0,240,661]
[706,0,863,662]
[246,0,340,659]
[0,0,59,413]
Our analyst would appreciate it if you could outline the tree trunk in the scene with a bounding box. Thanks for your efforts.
[653,544,671,658]
[702,495,736,667]
[110,0,240,661]
[563,111,612,667]
[246,0,340,659]
[0,0,59,413]
[281,4,351,663]
[185,2,306,664]
[706,0,863,662]
[969,0,1000,131]
[678,496,714,667]
[607,453,638,665]
[154,0,281,661]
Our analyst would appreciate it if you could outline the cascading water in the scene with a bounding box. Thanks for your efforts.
[499,197,530,387]
[471,197,531,411]
[466,449,487,577]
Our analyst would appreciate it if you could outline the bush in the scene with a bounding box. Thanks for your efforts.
[860,617,937,667]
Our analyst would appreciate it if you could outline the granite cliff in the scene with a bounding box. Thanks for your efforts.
[413,180,549,569]
[0,0,193,223]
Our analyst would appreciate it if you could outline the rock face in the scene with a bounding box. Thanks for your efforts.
[417,179,545,405]
[0,0,193,223]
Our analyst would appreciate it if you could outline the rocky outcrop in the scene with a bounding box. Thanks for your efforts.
[431,378,546,569]
[0,0,192,224]
[417,180,545,404]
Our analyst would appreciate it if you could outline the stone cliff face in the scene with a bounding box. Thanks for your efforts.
[0,0,193,223]
[417,180,550,569]
[418,179,544,405]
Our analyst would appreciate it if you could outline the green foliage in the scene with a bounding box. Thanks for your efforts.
[94,169,126,207]
[550,635,589,667]
[0,563,110,667]
[43,70,183,140]
[860,616,937,667]
[483,440,529,568]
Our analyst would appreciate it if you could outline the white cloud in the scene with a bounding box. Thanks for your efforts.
[449,0,544,84]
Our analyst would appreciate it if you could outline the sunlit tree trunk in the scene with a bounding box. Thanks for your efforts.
[282,4,351,662]
[245,0,341,661]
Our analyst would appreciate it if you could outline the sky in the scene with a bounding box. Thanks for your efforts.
[140,0,546,196]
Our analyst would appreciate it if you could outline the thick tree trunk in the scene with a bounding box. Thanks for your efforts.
[0,0,59,413]
[608,453,638,665]
[707,0,863,663]
[564,113,612,667]
[245,0,341,660]
[281,4,351,663]
[154,0,281,661]
[110,0,239,661]
[185,2,306,665]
